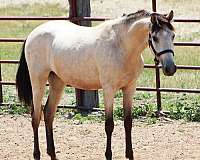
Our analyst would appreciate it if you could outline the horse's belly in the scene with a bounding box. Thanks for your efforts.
[68,79,101,90]
[59,73,101,90]
[53,60,101,90]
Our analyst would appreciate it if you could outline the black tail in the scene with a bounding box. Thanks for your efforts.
[16,40,33,106]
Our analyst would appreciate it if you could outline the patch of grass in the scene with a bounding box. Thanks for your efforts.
[0,3,68,81]
[146,117,157,125]
[114,105,123,120]
[164,94,200,121]
[113,92,200,123]
[132,103,156,119]
[113,99,156,120]
[2,86,18,103]
[0,104,29,115]
[0,3,67,16]
[114,90,123,98]
[140,47,200,89]
[72,112,104,123]
[64,87,75,94]
[134,92,153,100]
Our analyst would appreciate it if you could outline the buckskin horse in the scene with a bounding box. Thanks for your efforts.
[16,10,176,160]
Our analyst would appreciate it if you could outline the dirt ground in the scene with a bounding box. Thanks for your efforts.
[1,115,200,160]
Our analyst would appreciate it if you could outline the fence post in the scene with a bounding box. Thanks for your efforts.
[152,0,157,13]
[0,63,3,104]
[68,0,99,112]
[152,0,162,112]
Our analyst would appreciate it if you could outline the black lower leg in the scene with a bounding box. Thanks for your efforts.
[44,103,56,160]
[124,112,133,160]
[45,124,56,159]
[32,119,40,160]
[105,116,114,160]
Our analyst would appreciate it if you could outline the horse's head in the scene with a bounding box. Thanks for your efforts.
[149,10,176,76]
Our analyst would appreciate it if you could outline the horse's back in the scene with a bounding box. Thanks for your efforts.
[25,20,97,48]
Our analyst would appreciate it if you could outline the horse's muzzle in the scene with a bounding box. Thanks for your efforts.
[161,58,177,76]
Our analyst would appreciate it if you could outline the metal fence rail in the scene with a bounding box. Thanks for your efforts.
[0,15,200,22]
[1,37,200,46]
[0,0,200,111]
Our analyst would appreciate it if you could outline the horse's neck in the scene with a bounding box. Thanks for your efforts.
[123,18,150,57]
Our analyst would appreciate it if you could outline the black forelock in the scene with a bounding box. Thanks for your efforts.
[152,20,174,33]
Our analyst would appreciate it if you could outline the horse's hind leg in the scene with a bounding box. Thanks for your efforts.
[31,73,49,160]
[44,72,65,160]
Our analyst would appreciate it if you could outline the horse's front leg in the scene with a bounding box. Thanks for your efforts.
[103,86,116,160]
[122,83,136,160]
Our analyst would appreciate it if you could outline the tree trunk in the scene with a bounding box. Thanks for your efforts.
[68,0,99,111]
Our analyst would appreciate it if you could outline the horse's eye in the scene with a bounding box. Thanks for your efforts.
[152,36,158,42]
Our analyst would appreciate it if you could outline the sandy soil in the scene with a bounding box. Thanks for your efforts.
[1,115,200,160]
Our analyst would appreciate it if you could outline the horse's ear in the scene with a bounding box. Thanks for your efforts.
[166,10,174,22]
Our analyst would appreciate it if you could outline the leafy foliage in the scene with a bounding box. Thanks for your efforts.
[168,94,200,121]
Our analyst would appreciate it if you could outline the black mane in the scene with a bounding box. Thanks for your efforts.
[124,10,151,24]
[123,10,174,31]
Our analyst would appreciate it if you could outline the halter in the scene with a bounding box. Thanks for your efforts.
[148,33,174,64]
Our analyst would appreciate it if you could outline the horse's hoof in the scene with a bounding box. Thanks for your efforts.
[50,156,58,160]
[126,150,134,160]
[33,150,41,160]
[33,155,40,160]
[47,150,57,160]
[105,150,112,160]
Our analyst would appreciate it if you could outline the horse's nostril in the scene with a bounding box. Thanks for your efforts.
[164,66,171,73]
[171,64,177,73]
[163,63,176,76]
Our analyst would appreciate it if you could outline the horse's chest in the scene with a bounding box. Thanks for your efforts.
[119,68,139,84]
[117,60,144,87]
